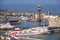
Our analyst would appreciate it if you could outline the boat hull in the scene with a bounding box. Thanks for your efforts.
[16,31,50,37]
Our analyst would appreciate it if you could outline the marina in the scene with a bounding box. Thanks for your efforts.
[0,9,60,40]
[0,0,60,40]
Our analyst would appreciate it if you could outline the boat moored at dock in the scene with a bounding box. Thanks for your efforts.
[8,26,51,37]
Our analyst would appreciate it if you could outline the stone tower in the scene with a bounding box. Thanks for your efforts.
[37,5,42,21]
[36,5,42,26]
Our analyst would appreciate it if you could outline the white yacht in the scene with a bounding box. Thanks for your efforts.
[8,26,50,37]
[16,27,49,36]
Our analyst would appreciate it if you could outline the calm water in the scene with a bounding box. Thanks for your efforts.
[12,21,60,40]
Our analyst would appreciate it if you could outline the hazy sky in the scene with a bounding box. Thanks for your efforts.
[0,0,60,5]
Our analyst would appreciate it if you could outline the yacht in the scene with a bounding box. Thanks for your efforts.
[8,26,50,37]
[17,27,50,36]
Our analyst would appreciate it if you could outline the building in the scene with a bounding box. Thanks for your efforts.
[48,16,60,27]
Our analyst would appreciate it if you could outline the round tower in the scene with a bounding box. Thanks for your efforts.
[36,5,42,26]
[37,5,42,20]
[37,5,42,12]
